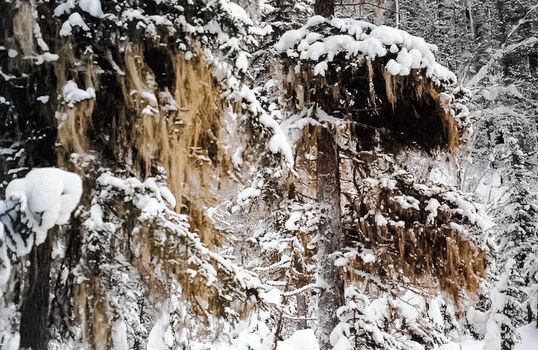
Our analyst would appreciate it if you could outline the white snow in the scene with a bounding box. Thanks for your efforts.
[313,61,328,76]
[219,0,253,26]
[285,211,303,231]
[147,311,174,350]
[275,17,457,83]
[364,296,388,322]
[37,95,50,104]
[397,290,425,322]
[111,320,129,350]
[96,174,180,219]
[330,323,353,350]
[54,1,75,17]
[428,296,444,326]
[425,198,440,224]
[277,329,319,350]
[374,212,388,226]
[436,324,538,350]
[233,85,294,167]
[360,249,376,263]
[237,186,261,205]
[2,332,19,350]
[259,288,282,305]
[33,52,60,65]
[3,168,82,250]
[236,51,250,73]
[386,59,401,75]
[393,195,420,210]
[258,111,294,168]
[138,90,158,107]
[0,227,11,286]
[158,185,176,209]
[79,0,104,18]
[59,12,90,36]
[62,80,96,106]
[516,324,538,350]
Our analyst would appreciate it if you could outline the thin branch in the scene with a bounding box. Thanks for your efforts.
[282,283,321,297]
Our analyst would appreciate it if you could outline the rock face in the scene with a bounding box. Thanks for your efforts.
[1,1,522,350]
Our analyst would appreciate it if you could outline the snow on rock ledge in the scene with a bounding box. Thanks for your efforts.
[275,16,456,83]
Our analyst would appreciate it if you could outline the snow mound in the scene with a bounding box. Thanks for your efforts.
[437,324,538,350]
[275,17,456,83]
[4,168,83,247]
[277,329,319,350]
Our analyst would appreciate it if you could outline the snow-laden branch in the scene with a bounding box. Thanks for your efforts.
[0,168,82,286]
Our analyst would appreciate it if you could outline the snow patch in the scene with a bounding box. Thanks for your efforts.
[62,80,95,106]
[277,329,319,350]
[147,311,174,350]
[111,320,129,350]
[59,12,90,36]
[79,0,104,18]
[276,17,456,83]
[4,168,82,247]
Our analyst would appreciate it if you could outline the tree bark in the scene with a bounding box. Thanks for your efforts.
[20,236,53,350]
[312,3,341,348]
[316,126,344,349]
[314,0,335,17]
[395,0,400,28]
[463,0,475,38]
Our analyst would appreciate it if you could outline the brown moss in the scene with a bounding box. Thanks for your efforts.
[53,43,240,327]
[343,156,486,302]
[282,60,463,151]
[119,45,227,245]
[55,43,229,246]
[12,0,35,57]
[129,221,233,319]
[57,99,95,159]
[74,278,110,349]
[56,54,99,164]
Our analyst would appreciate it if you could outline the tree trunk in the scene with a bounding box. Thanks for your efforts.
[463,0,475,38]
[395,0,400,28]
[20,236,53,350]
[314,0,335,17]
[316,126,344,349]
[294,252,309,329]
[312,2,341,348]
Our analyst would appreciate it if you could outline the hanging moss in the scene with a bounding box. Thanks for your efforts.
[281,43,483,302]
[282,57,463,152]
[342,154,486,301]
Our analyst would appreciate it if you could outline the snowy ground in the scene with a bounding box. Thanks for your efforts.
[437,324,538,350]
[192,323,538,350]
